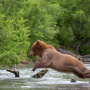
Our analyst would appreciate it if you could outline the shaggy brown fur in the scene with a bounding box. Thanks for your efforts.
[30,40,90,78]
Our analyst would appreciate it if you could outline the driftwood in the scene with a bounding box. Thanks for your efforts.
[6,68,48,78]
[7,69,19,77]
[32,69,48,78]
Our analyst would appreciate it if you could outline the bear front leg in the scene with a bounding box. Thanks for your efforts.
[32,62,47,71]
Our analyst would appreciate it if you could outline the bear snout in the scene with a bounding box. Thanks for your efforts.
[29,54,35,58]
[29,51,35,57]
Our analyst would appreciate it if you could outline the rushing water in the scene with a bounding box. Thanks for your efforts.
[0,64,90,90]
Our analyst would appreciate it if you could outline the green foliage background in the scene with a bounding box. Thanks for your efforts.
[0,0,90,68]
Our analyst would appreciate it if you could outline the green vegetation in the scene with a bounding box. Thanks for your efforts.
[0,0,90,68]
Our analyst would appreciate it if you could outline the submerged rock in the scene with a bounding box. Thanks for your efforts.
[32,69,48,78]
[71,79,76,82]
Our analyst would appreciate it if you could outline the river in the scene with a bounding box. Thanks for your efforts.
[0,64,90,90]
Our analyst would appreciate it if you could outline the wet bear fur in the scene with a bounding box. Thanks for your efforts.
[30,40,90,78]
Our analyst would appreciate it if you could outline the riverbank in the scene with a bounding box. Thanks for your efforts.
[21,48,90,65]
[57,48,90,63]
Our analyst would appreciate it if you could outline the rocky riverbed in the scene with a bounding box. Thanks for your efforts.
[57,48,90,63]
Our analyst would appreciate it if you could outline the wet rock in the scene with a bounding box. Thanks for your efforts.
[79,55,90,63]
[32,69,48,78]
[71,79,76,82]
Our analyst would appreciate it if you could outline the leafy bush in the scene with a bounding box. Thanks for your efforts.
[0,0,90,68]
[0,0,59,67]
[0,51,20,68]
[81,45,90,55]
[56,0,90,54]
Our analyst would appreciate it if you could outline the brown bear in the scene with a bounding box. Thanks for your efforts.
[30,40,90,78]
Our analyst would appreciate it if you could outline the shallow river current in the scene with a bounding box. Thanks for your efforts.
[0,64,90,90]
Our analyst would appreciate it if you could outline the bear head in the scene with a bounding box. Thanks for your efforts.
[30,40,48,57]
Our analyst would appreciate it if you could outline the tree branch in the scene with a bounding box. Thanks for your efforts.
[7,69,19,77]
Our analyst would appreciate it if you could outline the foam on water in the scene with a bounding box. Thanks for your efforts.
[0,64,90,90]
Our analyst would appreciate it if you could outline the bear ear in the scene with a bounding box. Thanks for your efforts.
[36,40,40,44]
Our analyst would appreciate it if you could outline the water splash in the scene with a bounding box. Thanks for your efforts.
[0,64,90,90]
